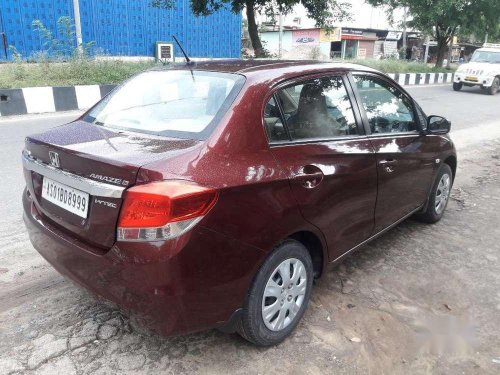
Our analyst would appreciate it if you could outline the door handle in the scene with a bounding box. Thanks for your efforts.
[378,158,398,165]
[293,166,324,189]
[379,158,398,173]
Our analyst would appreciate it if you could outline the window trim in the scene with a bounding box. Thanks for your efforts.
[347,72,424,137]
[262,71,367,147]
[273,92,293,141]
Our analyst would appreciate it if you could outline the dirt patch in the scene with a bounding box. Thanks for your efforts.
[1,139,499,374]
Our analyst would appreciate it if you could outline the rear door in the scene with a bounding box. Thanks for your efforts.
[266,73,378,260]
[350,73,436,232]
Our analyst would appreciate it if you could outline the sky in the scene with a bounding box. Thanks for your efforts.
[255,0,406,30]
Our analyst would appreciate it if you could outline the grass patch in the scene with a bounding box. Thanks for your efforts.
[348,59,456,74]
[0,59,157,88]
[0,57,457,89]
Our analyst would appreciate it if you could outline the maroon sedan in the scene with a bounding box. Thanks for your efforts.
[22,60,456,346]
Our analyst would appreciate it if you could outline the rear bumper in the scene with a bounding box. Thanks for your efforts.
[23,190,265,336]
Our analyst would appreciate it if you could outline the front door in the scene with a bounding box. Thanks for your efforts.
[264,74,378,260]
[351,73,436,232]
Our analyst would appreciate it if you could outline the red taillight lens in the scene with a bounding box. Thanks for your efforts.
[118,181,218,228]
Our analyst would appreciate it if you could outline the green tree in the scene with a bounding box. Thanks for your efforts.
[459,1,500,44]
[366,0,500,67]
[152,0,351,58]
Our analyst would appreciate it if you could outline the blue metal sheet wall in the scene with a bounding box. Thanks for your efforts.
[0,0,241,59]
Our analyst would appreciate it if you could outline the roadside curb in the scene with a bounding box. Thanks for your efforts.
[0,72,455,117]
[387,72,455,87]
[0,84,115,117]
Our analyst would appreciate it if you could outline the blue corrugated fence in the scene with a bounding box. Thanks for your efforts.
[0,0,241,59]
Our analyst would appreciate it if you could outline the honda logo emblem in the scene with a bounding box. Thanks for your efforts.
[48,151,60,168]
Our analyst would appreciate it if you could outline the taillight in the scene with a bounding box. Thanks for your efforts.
[117,180,218,241]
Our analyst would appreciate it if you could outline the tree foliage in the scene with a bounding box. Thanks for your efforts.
[459,0,500,43]
[366,0,500,67]
[152,0,351,57]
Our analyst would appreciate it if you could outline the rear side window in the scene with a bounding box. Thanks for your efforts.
[84,70,245,140]
[264,76,358,142]
[264,97,289,142]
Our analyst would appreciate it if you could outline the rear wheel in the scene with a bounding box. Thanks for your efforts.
[416,164,453,223]
[453,82,463,91]
[487,77,499,95]
[238,239,313,346]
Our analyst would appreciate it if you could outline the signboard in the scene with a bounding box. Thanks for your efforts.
[358,48,367,58]
[320,28,341,42]
[342,28,364,37]
[386,31,402,41]
[292,29,320,45]
[155,42,174,63]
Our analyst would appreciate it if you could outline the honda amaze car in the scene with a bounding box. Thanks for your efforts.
[22,60,456,346]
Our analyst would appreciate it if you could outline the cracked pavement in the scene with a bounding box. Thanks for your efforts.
[1,86,500,374]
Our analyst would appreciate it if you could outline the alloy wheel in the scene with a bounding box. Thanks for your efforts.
[261,258,307,331]
[435,173,451,214]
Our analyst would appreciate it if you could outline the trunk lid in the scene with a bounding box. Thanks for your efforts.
[24,120,201,249]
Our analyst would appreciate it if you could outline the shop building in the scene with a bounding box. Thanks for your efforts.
[260,27,405,60]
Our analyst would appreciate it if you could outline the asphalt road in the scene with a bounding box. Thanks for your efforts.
[407,84,500,131]
[1,85,500,374]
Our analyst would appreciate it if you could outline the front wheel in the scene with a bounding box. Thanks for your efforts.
[453,82,463,91]
[487,77,499,95]
[416,164,453,223]
[237,239,313,346]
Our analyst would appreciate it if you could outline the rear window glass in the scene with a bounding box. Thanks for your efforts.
[83,70,245,140]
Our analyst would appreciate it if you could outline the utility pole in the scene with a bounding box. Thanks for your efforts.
[402,6,408,58]
[485,33,488,45]
[423,35,430,64]
[446,36,453,69]
[72,0,83,54]
[278,11,283,59]
[0,8,7,60]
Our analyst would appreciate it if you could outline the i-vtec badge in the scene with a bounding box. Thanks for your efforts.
[89,173,129,186]
[94,198,117,209]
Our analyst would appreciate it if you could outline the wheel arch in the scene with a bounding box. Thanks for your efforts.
[289,230,325,278]
[443,155,457,181]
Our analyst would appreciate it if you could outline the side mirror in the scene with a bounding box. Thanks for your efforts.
[427,115,451,134]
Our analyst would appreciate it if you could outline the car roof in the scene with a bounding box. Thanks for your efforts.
[153,59,379,79]
[476,47,500,52]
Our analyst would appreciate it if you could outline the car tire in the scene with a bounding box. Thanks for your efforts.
[416,164,453,223]
[237,239,313,346]
[453,82,463,91]
[487,77,499,95]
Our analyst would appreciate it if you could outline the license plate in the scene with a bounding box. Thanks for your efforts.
[42,177,89,218]
[465,76,478,82]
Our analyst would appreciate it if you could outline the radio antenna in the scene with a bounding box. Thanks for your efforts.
[172,35,192,64]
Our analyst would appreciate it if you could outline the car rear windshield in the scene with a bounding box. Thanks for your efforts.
[83,70,245,140]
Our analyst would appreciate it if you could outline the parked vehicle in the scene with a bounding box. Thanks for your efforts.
[453,43,500,95]
[22,60,456,346]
